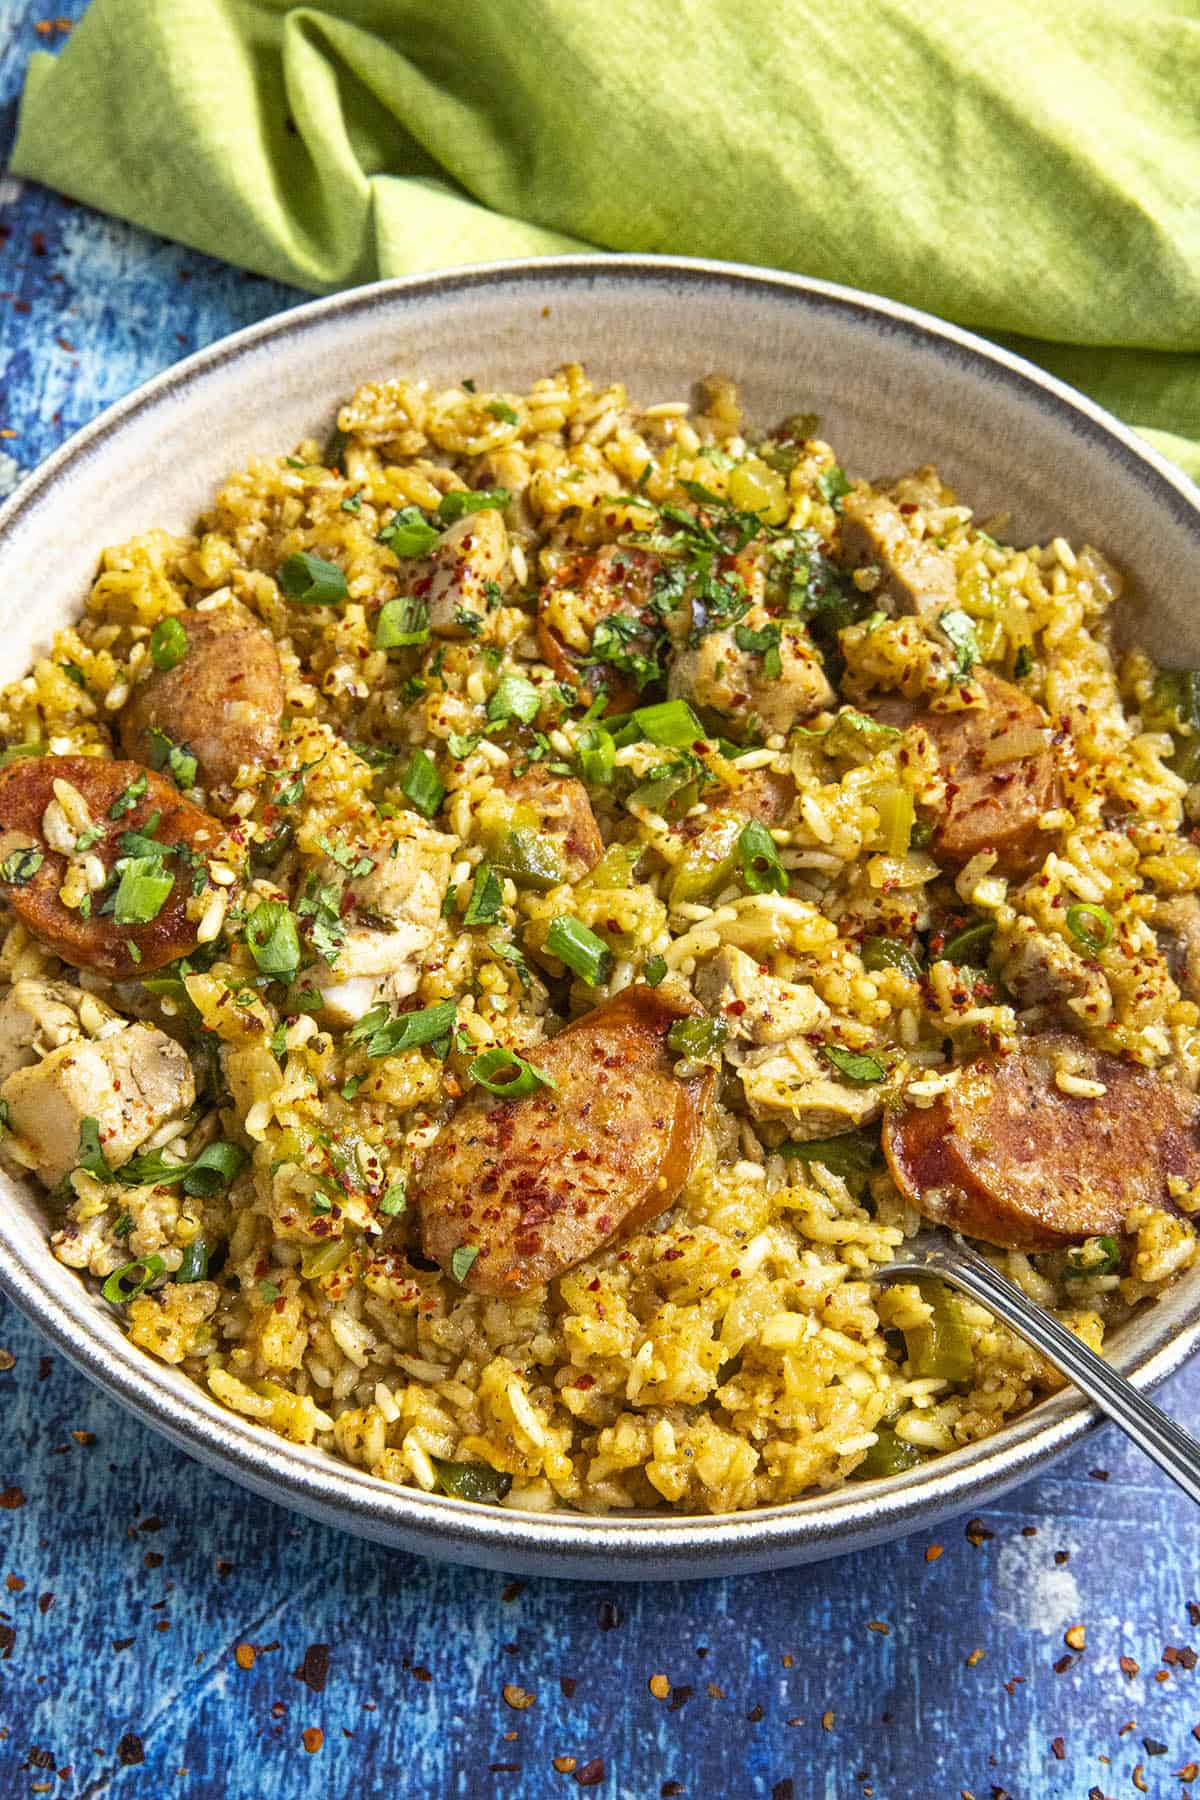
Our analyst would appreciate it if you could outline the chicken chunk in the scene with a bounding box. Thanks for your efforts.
[2,1021,195,1188]
[884,1033,1200,1250]
[994,920,1108,1022]
[693,946,829,1045]
[1154,896,1200,1003]
[0,978,97,1087]
[494,767,603,883]
[734,1038,883,1139]
[312,813,454,1023]
[118,607,283,791]
[417,985,713,1294]
[668,610,833,740]
[840,491,957,617]
[412,508,513,639]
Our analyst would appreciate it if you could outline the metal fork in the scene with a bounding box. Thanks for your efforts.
[882,1229,1200,1504]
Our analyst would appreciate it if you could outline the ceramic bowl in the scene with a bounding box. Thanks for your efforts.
[1,256,1198,1580]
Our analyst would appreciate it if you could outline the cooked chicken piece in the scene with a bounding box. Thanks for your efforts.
[0,979,95,1087]
[735,1038,883,1138]
[668,609,833,739]
[1154,896,1200,1003]
[2,1021,195,1187]
[412,510,512,639]
[994,920,1109,1022]
[840,491,957,617]
[496,766,603,882]
[118,607,283,790]
[693,946,829,1046]
[313,814,454,1024]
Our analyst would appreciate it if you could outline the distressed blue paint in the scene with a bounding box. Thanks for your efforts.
[3,5,1200,1795]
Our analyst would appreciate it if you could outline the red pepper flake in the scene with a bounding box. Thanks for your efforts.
[235,1644,256,1671]
[302,1727,323,1754]
[648,1674,670,1700]
[965,1518,993,1547]
[868,1620,890,1635]
[111,1638,134,1653]
[143,1552,163,1570]
[661,1785,684,1798]
[1143,1737,1168,1756]
[667,1685,694,1713]
[4,1575,22,1593]
[0,1351,13,1372]
[116,1734,144,1767]
[772,1783,796,1800]
[781,1653,794,1668]
[573,1759,605,1787]
[1054,1550,1070,1565]
[559,1676,577,1699]
[1132,1765,1147,1793]
[1174,1762,1199,1781]
[925,1545,944,1563]
[0,1625,14,1659]
[410,1665,432,1683]
[1050,1738,1065,1761]
[1182,1646,1198,1671]
[965,1648,985,1668]
[1120,1656,1140,1679]
[293,1643,330,1693]
[1188,1602,1200,1627]
[70,1431,94,1446]
[1063,1625,1086,1652]
[822,1711,836,1731]
[137,1515,163,1533]
[706,1682,725,1700]
[489,1764,520,1774]
[746,1703,764,1722]
[597,1599,621,1631]
[1088,1468,1109,1482]
[554,1757,577,1774]
[36,1595,53,1616]
[502,1582,525,1604]
[1052,1654,1074,1674]
[0,1489,25,1510]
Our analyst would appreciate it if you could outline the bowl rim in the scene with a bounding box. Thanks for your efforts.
[2,251,1199,1578]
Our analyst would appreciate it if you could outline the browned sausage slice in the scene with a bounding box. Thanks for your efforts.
[840,491,957,617]
[417,985,713,1293]
[536,545,662,714]
[118,609,283,791]
[0,756,224,978]
[916,672,1060,878]
[501,765,603,880]
[883,1032,1200,1250]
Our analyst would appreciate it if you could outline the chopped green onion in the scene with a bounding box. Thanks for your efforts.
[244,901,301,980]
[149,616,189,671]
[176,1240,209,1284]
[77,1115,113,1181]
[617,700,704,749]
[487,401,519,425]
[861,937,922,981]
[468,1046,554,1098]
[437,488,509,523]
[486,673,541,727]
[1063,1234,1120,1279]
[546,915,612,987]
[112,857,174,926]
[737,820,787,896]
[278,551,347,606]
[939,608,979,676]
[849,1425,923,1481]
[941,919,995,967]
[643,954,668,987]
[377,505,440,558]
[578,725,615,787]
[821,1044,886,1084]
[350,998,459,1059]
[665,1016,728,1063]
[0,846,43,886]
[462,861,503,927]
[108,773,148,819]
[375,596,430,649]
[629,760,698,820]
[1066,903,1113,955]
[340,489,363,515]
[183,1141,247,1197]
[102,1255,166,1305]
[402,749,444,819]
[449,1244,480,1283]
[433,1458,512,1503]
[817,465,851,507]
[378,1184,407,1218]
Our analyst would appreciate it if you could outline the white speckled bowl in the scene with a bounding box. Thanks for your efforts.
[1,258,1199,1579]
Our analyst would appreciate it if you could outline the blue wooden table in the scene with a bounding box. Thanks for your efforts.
[3,7,1200,1796]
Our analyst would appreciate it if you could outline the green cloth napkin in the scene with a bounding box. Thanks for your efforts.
[12,0,1200,475]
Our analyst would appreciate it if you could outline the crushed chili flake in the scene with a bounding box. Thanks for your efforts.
[301,1727,323,1754]
[1064,1625,1086,1651]
[965,1519,994,1546]
[294,1643,331,1693]
[559,1677,577,1699]
[573,1759,605,1787]
[924,1545,944,1563]
[597,1600,621,1631]
[0,1489,26,1510]
[1143,1738,1168,1756]
[1089,1468,1109,1482]
[0,1351,15,1373]
[648,1674,670,1700]
[502,1582,525,1604]
[661,1785,684,1799]
[1188,1602,1200,1628]
[1053,1654,1075,1674]
[503,1685,535,1712]
[706,1683,725,1700]
[4,1576,21,1593]
[235,1644,256,1671]
[111,1638,133,1653]
[1054,1550,1070,1565]
[781,1652,794,1668]
[822,1710,836,1731]
[965,1648,985,1668]
[668,1685,693,1713]
[554,1756,577,1774]
[746,1703,764,1722]
[772,1782,796,1800]
[1120,1656,1140,1679]
[1119,1722,1136,1737]
[116,1734,144,1767]
[143,1553,163,1570]
[867,1618,889,1635]
[1050,1738,1065,1761]
[1175,1762,1199,1781]
[70,1431,95,1446]
[36,1595,52,1616]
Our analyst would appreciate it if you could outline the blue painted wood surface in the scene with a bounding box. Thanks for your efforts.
[3,6,1200,1794]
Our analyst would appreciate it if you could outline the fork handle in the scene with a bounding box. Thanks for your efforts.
[920,1237,1200,1507]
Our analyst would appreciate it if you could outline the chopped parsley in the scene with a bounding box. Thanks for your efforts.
[278,551,348,606]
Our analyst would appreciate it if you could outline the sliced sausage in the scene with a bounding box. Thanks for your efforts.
[536,545,662,714]
[118,608,283,791]
[417,985,714,1293]
[501,766,603,881]
[883,1032,1200,1250]
[840,491,957,617]
[0,756,223,978]
[918,671,1060,877]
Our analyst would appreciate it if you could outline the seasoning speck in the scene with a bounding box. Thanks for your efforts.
[648,1674,670,1700]
[553,1756,577,1774]
[965,1648,985,1668]
[573,1759,605,1787]
[116,1734,144,1767]
[0,1350,15,1373]
[1064,1624,1086,1652]
[302,1727,323,1754]
[0,1488,25,1510]
[503,1684,535,1712]
[924,1544,944,1563]
[822,1710,836,1732]
[1120,1655,1140,1679]
[235,1643,255,1670]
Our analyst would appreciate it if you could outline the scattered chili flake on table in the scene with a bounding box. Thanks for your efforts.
[116,1734,143,1767]
[559,1677,577,1699]
[1120,1656,1140,1679]
[502,1582,525,1603]
[925,1545,944,1563]
[668,1685,693,1712]
[597,1600,621,1631]
[573,1758,605,1787]
[1174,1761,1199,1780]
[1050,1738,1065,1760]
[503,1685,535,1712]
[235,1644,256,1671]
[781,1653,794,1667]
[294,1643,331,1693]
[1053,1654,1075,1674]
[553,1756,577,1774]
[0,1489,26,1510]
[706,1683,725,1700]
[965,1648,986,1668]
[771,1782,795,1800]
[822,1710,836,1731]
[868,1621,890,1635]
[648,1674,670,1700]
[965,1519,994,1547]
[301,1727,323,1754]
[1064,1625,1086,1651]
